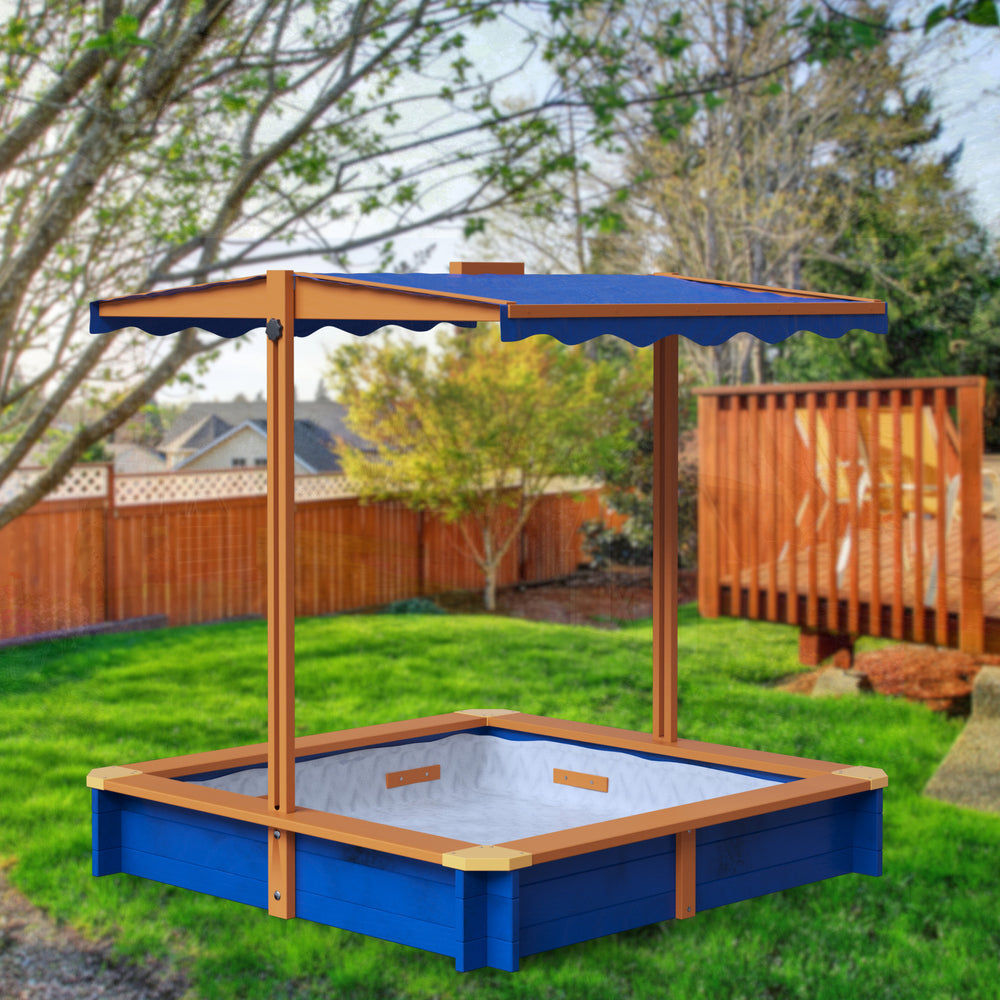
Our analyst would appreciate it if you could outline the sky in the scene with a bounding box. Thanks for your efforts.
[148,15,999,407]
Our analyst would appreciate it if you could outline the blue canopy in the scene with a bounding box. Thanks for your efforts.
[89,270,887,346]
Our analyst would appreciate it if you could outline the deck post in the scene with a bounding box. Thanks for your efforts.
[653,337,679,743]
[957,379,985,655]
[697,394,720,619]
[266,269,297,918]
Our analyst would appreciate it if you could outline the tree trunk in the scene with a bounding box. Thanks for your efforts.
[484,565,498,612]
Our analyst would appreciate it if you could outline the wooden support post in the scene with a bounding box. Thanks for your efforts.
[957,380,985,655]
[653,336,679,743]
[266,269,296,918]
[675,828,696,919]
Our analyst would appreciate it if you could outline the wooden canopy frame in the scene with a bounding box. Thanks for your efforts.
[88,262,888,950]
[257,269,683,909]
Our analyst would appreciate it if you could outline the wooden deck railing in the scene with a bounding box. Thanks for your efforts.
[695,376,995,657]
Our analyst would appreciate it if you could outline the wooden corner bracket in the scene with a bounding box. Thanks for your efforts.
[86,766,141,790]
[834,766,889,789]
[442,846,533,871]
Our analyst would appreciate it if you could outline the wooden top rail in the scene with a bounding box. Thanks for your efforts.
[693,376,985,397]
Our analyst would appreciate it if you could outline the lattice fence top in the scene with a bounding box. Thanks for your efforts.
[6,466,598,508]
[114,468,372,505]
[0,465,109,504]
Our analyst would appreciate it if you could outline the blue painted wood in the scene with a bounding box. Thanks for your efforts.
[296,887,455,957]
[521,892,675,957]
[698,813,855,881]
[92,847,122,878]
[698,848,855,910]
[92,788,123,813]
[455,871,487,972]
[521,845,676,928]
[520,836,675,887]
[296,834,452,886]
[296,840,453,928]
[852,848,882,877]
[120,810,266,883]
[120,795,262,846]
[697,796,846,845]
[92,790,121,876]
[121,847,266,908]
[483,873,520,972]
[106,795,266,908]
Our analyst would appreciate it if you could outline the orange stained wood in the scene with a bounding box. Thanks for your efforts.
[958,380,985,654]
[95,770,474,864]
[268,829,295,918]
[90,712,885,869]
[654,272,885,304]
[98,276,268,318]
[694,376,997,655]
[449,261,525,274]
[934,388,949,646]
[653,336,679,742]
[386,764,441,788]
[93,763,878,870]
[498,771,876,866]
[553,768,609,793]
[124,714,482,778]
[505,301,886,320]
[294,273,506,322]
[675,829,697,919]
[696,394,720,618]
[266,269,296,821]
[265,270,296,918]
[488,713,850,779]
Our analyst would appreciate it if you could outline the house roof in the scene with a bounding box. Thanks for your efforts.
[90,269,888,346]
[165,412,233,452]
[160,399,369,454]
[172,417,350,473]
[106,442,167,474]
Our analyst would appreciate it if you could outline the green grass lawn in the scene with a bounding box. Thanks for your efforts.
[1,606,997,999]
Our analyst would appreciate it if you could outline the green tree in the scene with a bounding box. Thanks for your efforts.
[772,83,1000,445]
[326,325,647,609]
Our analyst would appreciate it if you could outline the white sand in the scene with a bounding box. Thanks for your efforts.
[192,733,778,843]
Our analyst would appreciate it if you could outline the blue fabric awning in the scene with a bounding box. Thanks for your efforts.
[89,271,887,346]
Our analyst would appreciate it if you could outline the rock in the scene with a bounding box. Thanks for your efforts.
[811,667,869,697]
[924,667,1000,814]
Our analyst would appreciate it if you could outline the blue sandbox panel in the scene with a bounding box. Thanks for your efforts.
[520,837,678,957]
[697,791,883,912]
[295,834,454,944]
[95,791,268,909]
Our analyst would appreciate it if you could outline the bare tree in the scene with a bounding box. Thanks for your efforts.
[0,0,594,528]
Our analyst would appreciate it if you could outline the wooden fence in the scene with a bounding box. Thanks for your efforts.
[0,466,606,642]
[695,376,998,658]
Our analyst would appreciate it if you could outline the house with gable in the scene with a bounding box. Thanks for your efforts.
[158,394,370,473]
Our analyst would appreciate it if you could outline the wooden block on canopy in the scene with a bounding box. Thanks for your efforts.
[450,261,524,275]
